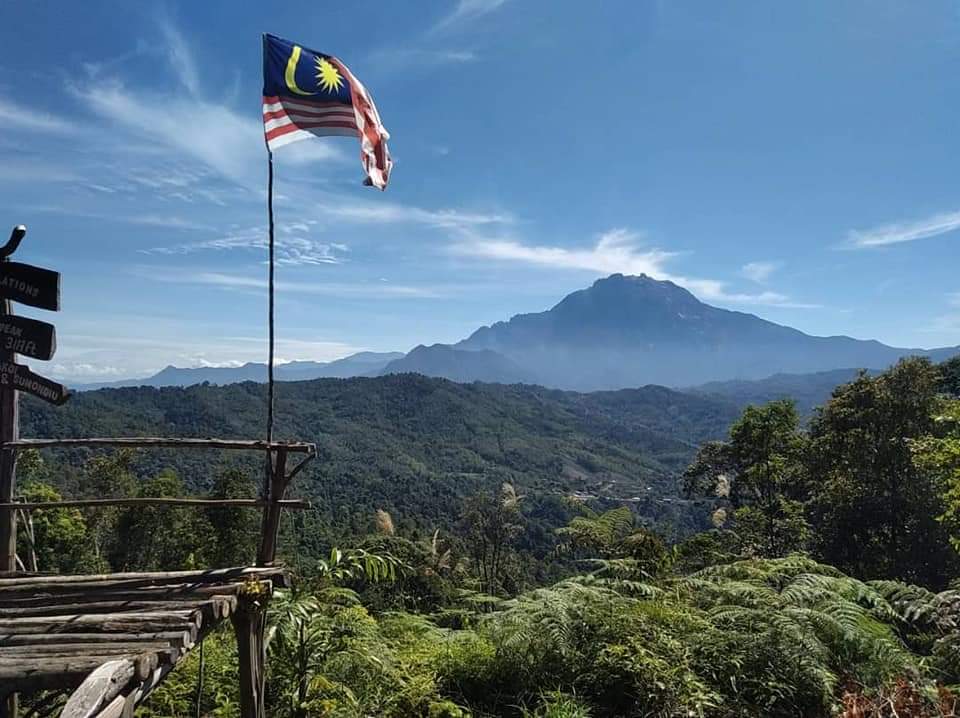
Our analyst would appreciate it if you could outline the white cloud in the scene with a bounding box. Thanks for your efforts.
[0,99,78,135]
[453,227,677,276]
[72,81,273,186]
[142,226,347,266]
[50,362,126,378]
[741,261,781,283]
[317,200,511,230]
[146,269,445,299]
[432,0,510,32]
[847,210,960,248]
[452,228,820,308]
[157,14,200,96]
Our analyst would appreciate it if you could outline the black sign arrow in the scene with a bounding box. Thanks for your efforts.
[0,360,69,405]
[0,316,56,361]
[0,262,60,311]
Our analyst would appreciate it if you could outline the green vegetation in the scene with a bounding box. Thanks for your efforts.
[17,358,960,716]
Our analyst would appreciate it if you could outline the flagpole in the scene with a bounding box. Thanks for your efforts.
[266,150,276,444]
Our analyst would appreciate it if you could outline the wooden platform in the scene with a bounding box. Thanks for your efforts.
[0,566,288,717]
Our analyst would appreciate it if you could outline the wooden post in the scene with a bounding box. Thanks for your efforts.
[232,594,267,718]
[256,448,288,567]
[0,300,18,574]
[0,232,19,718]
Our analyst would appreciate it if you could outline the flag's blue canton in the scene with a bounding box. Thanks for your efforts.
[263,34,352,105]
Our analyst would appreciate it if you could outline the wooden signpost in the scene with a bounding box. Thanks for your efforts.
[0,224,69,576]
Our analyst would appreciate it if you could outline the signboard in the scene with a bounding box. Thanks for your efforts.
[0,360,68,405]
[0,261,60,311]
[0,315,55,361]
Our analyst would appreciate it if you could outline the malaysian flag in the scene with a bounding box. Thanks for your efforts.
[262,34,392,189]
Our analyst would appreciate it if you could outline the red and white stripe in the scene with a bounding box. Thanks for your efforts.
[262,58,392,190]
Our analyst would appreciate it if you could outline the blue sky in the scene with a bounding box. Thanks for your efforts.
[1,0,959,382]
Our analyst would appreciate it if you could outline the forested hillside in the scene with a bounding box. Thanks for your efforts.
[19,374,739,547]
[17,358,960,716]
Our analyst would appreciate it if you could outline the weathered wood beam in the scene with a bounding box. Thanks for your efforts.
[49,659,135,718]
[0,631,194,649]
[0,595,236,619]
[0,579,273,607]
[232,594,267,718]
[0,497,310,511]
[0,641,176,656]
[0,565,285,590]
[257,448,289,567]
[0,611,201,635]
[0,438,315,453]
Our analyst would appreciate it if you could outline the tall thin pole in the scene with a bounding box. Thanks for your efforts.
[266,151,276,444]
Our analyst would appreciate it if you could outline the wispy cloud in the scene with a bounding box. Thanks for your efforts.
[453,228,676,276]
[741,260,781,283]
[431,0,510,33]
[369,48,478,69]
[26,204,214,231]
[68,18,343,187]
[847,209,960,248]
[0,99,77,135]
[452,228,820,308]
[317,200,511,229]
[157,13,200,97]
[146,269,445,299]
[142,226,348,266]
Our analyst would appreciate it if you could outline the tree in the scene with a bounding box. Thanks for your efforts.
[556,505,669,576]
[683,400,809,557]
[80,450,137,572]
[912,398,960,553]
[113,470,209,571]
[18,480,88,572]
[808,358,956,587]
[938,355,960,397]
[461,483,524,596]
[204,468,259,567]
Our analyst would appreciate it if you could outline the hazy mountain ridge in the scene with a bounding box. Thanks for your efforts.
[451,274,958,389]
[70,274,958,392]
[70,351,404,390]
[379,344,535,384]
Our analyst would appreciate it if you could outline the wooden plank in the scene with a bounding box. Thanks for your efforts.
[0,631,193,649]
[0,612,200,635]
[0,580,273,607]
[0,657,133,694]
[0,596,235,619]
[0,262,60,311]
[0,315,55,362]
[0,361,68,405]
[0,438,315,453]
[0,565,285,590]
[0,641,176,656]
[0,497,310,511]
[90,695,125,718]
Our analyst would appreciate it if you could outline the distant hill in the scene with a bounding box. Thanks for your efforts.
[689,368,868,416]
[452,274,959,389]
[71,351,404,390]
[20,374,740,541]
[380,345,535,384]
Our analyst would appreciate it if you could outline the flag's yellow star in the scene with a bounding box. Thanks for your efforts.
[316,57,344,94]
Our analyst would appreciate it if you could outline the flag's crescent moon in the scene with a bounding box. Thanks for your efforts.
[284,45,316,96]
